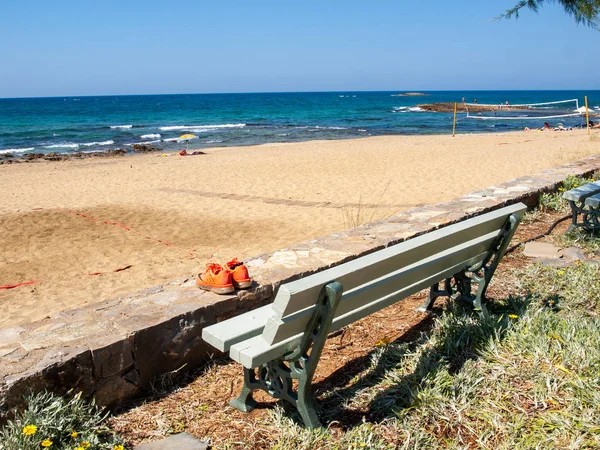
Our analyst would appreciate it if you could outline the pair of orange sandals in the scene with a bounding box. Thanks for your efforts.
[196,258,252,294]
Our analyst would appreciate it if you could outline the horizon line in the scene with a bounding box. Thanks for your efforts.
[2,88,600,101]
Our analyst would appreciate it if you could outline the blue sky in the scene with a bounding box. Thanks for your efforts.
[1,1,599,97]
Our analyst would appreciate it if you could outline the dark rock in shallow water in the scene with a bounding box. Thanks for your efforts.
[44,152,61,161]
[24,153,45,161]
[131,144,160,153]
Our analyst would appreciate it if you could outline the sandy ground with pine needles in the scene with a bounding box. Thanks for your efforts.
[1,129,598,326]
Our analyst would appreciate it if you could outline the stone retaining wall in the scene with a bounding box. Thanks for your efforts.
[2,154,600,419]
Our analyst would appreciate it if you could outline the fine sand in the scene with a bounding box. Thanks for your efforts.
[1,130,598,327]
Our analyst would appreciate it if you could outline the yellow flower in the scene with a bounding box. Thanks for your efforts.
[114,445,125,450]
[76,447,84,450]
[81,442,91,449]
[558,270,565,275]
[71,431,78,438]
[22,424,37,436]
[41,440,53,447]
[508,314,519,319]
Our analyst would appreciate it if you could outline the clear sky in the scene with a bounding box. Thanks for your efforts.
[1,0,599,98]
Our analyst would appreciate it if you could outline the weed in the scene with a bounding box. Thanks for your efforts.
[341,181,399,229]
[0,391,127,450]
[539,173,598,213]
[555,228,600,254]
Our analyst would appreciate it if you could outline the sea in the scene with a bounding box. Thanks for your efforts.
[1,90,599,157]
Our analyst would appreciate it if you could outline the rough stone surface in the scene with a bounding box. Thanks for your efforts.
[522,242,562,259]
[562,247,587,261]
[2,154,600,420]
[135,432,209,449]
[533,257,573,268]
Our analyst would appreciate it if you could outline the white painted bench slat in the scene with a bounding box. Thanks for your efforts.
[271,203,525,318]
[563,180,600,202]
[231,251,487,368]
[585,192,600,208]
[262,231,498,345]
[201,304,277,352]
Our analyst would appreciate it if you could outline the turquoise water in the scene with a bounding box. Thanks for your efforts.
[1,91,598,156]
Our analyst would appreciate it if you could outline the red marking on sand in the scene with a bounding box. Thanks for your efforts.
[86,265,132,276]
[57,208,197,257]
[102,220,131,231]
[0,280,41,290]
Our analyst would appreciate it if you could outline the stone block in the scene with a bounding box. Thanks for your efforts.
[562,247,587,261]
[132,307,217,388]
[522,242,562,259]
[0,327,25,347]
[91,338,134,379]
[94,371,140,407]
[135,432,209,449]
[2,347,95,417]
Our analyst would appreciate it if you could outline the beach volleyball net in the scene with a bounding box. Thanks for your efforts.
[463,98,585,121]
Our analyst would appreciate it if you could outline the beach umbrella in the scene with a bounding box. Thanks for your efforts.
[178,133,198,151]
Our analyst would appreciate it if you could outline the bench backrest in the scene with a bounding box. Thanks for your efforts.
[563,181,600,202]
[261,202,526,346]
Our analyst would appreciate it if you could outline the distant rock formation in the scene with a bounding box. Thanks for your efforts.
[417,102,516,113]
[392,92,429,97]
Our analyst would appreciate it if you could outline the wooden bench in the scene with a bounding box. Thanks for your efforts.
[563,181,600,232]
[202,203,526,429]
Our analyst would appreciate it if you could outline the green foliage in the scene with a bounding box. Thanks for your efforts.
[501,0,600,29]
[539,174,597,212]
[0,391,127,450]
[555,227,600,253]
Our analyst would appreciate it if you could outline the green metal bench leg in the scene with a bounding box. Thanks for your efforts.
[296,377,322,429]
[417,213,521,317]
[568,200,582,232]
[229,281,344,429]
[230,368,259,412]
[462,213,521,317]
[417,278,453,312]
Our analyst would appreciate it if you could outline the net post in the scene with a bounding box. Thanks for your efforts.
[452,102,457,137]
[585,96,590,135]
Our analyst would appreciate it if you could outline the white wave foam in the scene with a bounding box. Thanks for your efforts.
[408,107,425,112]
[141,133,161,139]
[44,143,79,149]
[81,140,114,147]
[163,138,179,142]
[0,147,34,154]
[110,125,133,129]
[314,126,347,130]
[127,140,161,146]
[205,139,223,143]
[159,123,246,131]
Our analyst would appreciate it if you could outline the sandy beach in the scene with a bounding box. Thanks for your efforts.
[1,130,598,326]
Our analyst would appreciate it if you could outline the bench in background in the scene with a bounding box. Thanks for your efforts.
[563,180,600,232]
[202,202,526,428]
